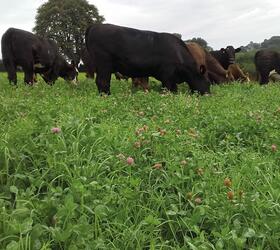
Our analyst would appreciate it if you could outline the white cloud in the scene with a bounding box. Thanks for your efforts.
[0,0,279,59]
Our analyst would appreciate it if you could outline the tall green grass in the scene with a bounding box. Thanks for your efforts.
[1,73,280,249]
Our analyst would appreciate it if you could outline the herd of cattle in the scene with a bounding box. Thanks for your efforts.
[1,24,280,94]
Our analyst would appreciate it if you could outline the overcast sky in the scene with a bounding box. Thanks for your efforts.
[0,0,279,57]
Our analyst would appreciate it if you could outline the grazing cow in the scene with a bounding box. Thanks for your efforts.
[227,64,250,82]
[85,24,210,95]
[132,77,149,91]
[185,42,207,75]
[81,47,95,79]
[81,49,128,82]
[1,28,78,85]
[81,51,148,91]
[186,42,233,84]
[115,73,149,91]
[255,49,280,84]
[210,46,241,70]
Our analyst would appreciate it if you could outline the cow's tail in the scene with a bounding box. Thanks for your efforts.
[1,28,15,69]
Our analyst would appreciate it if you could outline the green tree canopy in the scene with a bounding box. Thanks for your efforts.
[33,0,104,64]
[261,36,280,50]
[185,37,213,51]
[172,33,182,39]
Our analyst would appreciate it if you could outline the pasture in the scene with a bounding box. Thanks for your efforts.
[0,73,280,249]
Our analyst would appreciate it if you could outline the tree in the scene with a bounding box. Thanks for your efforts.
[173,33,182,39]
[33,0,104,64]
[261,36,280,50]
[185,37,213,51]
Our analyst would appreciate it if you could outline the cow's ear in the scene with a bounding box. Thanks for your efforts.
[235,47,241,53]
[220,48,226,53]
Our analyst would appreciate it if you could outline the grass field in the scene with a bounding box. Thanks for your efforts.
[0,73,280,249]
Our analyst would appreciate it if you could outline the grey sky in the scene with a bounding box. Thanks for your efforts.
[0,0,279,57]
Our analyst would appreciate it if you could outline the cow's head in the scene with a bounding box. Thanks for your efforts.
[63,60,79,84]
[220,46,241,66]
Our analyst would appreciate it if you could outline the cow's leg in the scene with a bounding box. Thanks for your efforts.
[161,75,177,92]
[259,71,269,85]
[3,59,17,85]
[96,70,112,95]
[159,66,177,92]
[162,80,177,92]
[22,65,34,85]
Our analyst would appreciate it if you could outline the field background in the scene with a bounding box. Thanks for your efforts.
[1,73,280,249]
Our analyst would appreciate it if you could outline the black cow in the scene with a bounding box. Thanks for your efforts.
[210,46,241,70]
[85,23,210,95]
[1,28,78,85]
[81,47,127,81]
[81,47,95,79]
[255,49,280,84]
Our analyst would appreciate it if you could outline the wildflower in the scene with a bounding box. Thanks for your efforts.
[196,168,204,176]
[271,144,277,152]
[180,160,187,166]
[194,197,202,205]
[134,141,141,148]
[51,127,61,134]
[227,191,234,200]
[127,157,135,165]
[153,163,162,169]
[224,178,232,187]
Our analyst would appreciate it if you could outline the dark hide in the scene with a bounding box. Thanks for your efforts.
[210,46,241,70]
[81,47,95,79]
[186,42,233,84]
[254,49,280,84]
[1,28,78,85]
[85,23,209,95]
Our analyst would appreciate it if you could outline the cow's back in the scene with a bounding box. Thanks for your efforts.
[1,28,14,60]
[86,24,194,77]
[255,49,280,68]
[86,23,210,94]
[3,28,40,63]
[186,42,207,73]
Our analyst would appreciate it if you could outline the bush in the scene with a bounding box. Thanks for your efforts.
[236,50,257,80]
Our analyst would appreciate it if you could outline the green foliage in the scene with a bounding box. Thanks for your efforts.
[185,37,213,51]
[173,33,182,39]
[261,36,280,50]
[236,50,257,80]
[33,0,104,63]
[242,36,280,52]
[1,73,280,249]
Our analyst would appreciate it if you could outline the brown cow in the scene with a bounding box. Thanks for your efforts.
[227,64,250,82]
[186,42,233,84]
[185,42,207,75]
[115,72,149,91]
[132,77,149,91]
